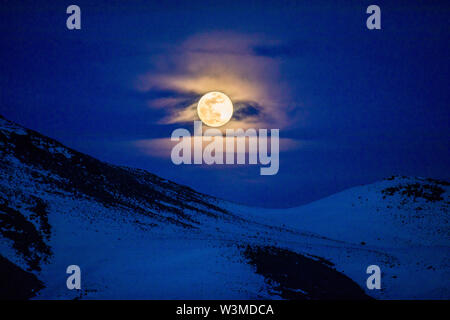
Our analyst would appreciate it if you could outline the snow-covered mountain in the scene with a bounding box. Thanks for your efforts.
[0,114,448,299]
[229,176,449,299]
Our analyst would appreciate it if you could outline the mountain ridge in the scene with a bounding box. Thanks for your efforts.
[0,115,448,299]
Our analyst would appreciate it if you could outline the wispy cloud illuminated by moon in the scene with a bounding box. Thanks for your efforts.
[136,32,298,130]
[131,32,307,160]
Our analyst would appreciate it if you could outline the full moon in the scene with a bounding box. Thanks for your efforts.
[197,91,233,127]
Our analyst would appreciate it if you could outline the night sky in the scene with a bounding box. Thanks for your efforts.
[1,0,449,207]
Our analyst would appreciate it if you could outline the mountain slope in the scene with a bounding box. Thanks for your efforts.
[226,176,450,299]
[0,114,448,299]
[0,115,371,300]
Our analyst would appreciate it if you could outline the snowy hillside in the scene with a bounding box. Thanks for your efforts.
[0,114,448,299]
[226,176,450,299]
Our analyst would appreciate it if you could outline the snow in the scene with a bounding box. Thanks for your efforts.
[0,117,28,136]
[223,177,450,299]
[32,197,275,299]
[1,116,449,299]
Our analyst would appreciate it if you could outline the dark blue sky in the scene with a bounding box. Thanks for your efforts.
[1,0,449,207]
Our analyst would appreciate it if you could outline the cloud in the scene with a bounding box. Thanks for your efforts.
[136,32,297,129]
[132,32,307,160]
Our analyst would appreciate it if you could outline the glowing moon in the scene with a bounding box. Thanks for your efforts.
[197,91,233,127]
